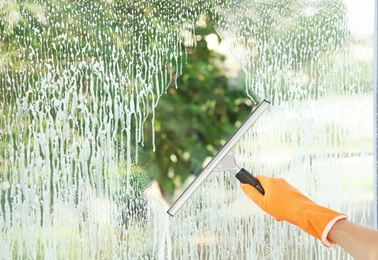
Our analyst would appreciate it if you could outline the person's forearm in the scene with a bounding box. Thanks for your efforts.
[328,219,378,260]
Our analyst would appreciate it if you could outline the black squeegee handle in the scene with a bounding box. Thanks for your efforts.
[235,168,265,195]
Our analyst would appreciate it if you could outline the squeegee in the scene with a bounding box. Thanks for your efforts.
[167,99,270,216]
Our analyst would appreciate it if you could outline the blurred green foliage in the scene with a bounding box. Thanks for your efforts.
[0,0,369,200]
[142,24,253,195]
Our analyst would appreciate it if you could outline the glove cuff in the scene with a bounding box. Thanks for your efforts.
[297,203,346,247]
[321,215,347,247]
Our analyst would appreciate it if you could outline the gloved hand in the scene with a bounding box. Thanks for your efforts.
[241,175,347,247]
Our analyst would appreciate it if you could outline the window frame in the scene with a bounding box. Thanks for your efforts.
[373,0,378,230]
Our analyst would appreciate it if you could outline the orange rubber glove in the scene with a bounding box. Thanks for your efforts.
[241,175,347,247]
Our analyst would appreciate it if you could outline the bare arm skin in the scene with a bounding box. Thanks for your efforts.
[328,220,378,260]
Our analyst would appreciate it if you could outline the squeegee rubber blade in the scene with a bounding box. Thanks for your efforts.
[167,99,270,216]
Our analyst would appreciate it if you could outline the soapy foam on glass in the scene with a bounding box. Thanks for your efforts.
[0,0,374,258]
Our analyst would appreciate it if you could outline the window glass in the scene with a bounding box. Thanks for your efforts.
[0,0,374,258]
